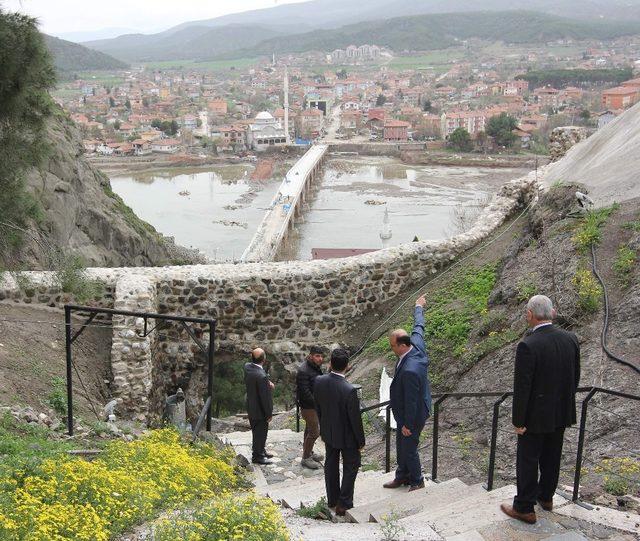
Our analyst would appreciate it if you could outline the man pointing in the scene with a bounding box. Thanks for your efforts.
[384,295,432,491]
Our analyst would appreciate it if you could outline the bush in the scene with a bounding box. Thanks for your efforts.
[0,429,240,540]
[572,204,619,252]
[595,457,640,497]
[53,253,103,303]
[572,269,602,314]
[46,376,67,416]
[153,493,289,540]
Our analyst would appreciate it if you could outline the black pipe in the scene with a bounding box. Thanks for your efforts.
[590,244,640,374]
[65,306,74,436]
[431,395,448,481]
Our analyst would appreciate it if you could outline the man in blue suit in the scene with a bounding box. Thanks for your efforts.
[384,295,432,491]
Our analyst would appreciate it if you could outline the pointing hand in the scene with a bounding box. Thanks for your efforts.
[415,295,426,308]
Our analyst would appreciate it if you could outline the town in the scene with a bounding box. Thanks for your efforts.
[58,38,640,163]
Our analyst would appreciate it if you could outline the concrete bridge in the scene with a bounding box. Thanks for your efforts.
[241,144,328,262]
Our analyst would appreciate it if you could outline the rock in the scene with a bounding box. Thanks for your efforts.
[548,126,587,162]
[53,181,71,193]
[595,494,618,508]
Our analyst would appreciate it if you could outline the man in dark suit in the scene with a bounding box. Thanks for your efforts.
[384,295,431,491]
[244,348,274,465]
[313,348,365,516]
[501,295,581,524]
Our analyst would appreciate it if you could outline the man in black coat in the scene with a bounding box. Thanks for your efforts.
[501,295,581,524]
[313,348,365,516]
[296,345,326,470]
[244,348,274,465]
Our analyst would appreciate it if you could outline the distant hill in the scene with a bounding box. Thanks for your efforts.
[228,10,640,59]
[43,35,128,73]
[83,24,284,63]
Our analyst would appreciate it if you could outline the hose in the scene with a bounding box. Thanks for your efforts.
[590,243,640,375]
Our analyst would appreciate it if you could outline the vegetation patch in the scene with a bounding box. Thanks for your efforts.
[0,426,285,540]
[595,457,640,497]
[613,245,637,287]
[295,496,332,520]
[572,268,602,314]
[572,204,619,252]
[53,253,104,303]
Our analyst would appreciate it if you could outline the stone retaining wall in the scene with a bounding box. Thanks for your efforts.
[0,171,539,421]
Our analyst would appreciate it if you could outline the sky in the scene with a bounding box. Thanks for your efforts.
[2,0,308,37]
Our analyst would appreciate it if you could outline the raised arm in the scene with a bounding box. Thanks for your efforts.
[411,303,426,355]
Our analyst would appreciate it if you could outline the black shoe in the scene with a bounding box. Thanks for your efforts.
[263,452,274,459]
[252,457,272,465]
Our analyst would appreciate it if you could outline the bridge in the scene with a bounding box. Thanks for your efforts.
[241,144,328,262]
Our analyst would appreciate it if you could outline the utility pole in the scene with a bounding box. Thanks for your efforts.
[284,65,291,145]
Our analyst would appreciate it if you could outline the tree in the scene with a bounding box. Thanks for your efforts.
[113,120,121,131]
[109,96,115,108]
[336,68,348,80]
[486,112,518,148]
[376,94,387,106]
[0,10,55,256]
[448,128,473,152]
[422,100,432,112]
[125,99,131,110]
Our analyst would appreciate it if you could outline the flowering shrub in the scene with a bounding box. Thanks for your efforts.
[0,429,240,540]
[152,492,289,541]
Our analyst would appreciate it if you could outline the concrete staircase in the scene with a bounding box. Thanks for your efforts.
[219,429,640,541]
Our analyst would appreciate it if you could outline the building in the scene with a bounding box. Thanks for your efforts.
[247,111,288,151]
[534,87,560,109]
[208,99,228,116]
[596,110,621,129]
[298,108,324,138]
[213,125,247,152]
[383,119,410,141]
[340,110,363,134]
[151,138,180,153]
[440,111,487,138]
[601,86,640,109]
[131,139,152,156]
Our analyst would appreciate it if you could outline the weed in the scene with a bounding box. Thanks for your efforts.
[572,269,602,314]
[53,253,104,303]
[379,507,407,541]
[296,497,332,519]
[613,245,636,286]
[46,376,68,416]
[572,204,619,252]
[595,457,640,496]
[622,220,640,232]
[516,277,538,303]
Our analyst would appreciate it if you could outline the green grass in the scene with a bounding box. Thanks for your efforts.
[140,57,259,72]
[367,265,509,388]
[572,204,620,252]
[389,49,465,70]
[613,245,637,286]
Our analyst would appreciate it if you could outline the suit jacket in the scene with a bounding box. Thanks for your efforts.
[512,324,581,434]
[244,362,273,421]
[390,306,432,431]
[313,373,365,450]
[296,359,324,409]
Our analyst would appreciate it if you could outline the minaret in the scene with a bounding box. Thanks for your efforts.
[284,65,291,145]
[380,207,392,249]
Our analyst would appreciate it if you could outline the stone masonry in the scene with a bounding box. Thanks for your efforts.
[0,171,540,421]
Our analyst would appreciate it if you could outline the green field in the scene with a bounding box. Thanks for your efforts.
[389,49,467,70]
[141,57,260,72]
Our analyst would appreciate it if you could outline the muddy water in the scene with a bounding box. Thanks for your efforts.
[110,159,530,262]
[287,157,531,260]
[110,165,280,261]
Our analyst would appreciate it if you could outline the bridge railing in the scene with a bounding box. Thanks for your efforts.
[295,385,640,502]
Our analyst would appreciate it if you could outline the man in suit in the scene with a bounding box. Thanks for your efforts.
[501,295,581,524]
[384,295,432,491]
[244,348,274,465]
[313,348,365,516]
[296,345,326,470]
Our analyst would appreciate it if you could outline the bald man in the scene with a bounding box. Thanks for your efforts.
[244,348,274,465]
[384,295,432,491]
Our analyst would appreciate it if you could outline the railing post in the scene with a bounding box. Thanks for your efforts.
[206,321,215,432]
[296,403,300,433]
[64,306,74,436]
[431,395,448,481]
[385,405,391,473]
[573,388,597,501]
[487,393,510,491]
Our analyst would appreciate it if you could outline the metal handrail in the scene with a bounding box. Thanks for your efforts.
[343,386,638,502]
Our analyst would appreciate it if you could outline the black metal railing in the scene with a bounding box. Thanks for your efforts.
[294,385,640,502]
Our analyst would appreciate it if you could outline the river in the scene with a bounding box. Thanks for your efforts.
[109,158,530,261]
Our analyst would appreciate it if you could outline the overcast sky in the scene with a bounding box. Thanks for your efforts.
[3,0,308,36]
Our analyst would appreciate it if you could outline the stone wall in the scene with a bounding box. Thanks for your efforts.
[549,126,588,162]
[0,171,539,421]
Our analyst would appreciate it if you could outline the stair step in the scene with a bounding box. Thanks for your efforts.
[402,484,516,538]
[271,470,395,509]
[219,428,302,448]
[554,502,640,535]
[347,478,470,524]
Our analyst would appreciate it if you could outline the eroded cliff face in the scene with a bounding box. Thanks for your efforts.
[11,115,204,269]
